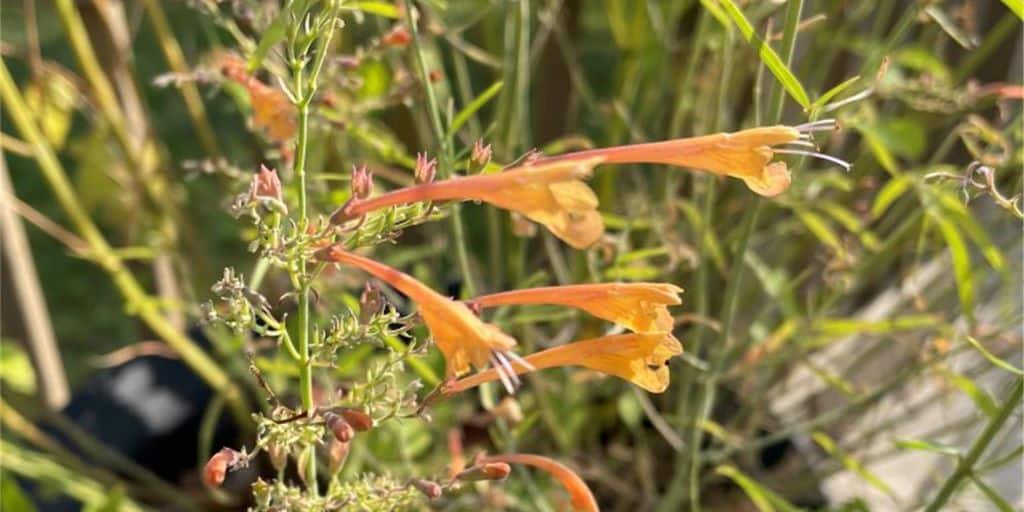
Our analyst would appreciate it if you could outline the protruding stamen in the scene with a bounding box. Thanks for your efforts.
[490,352,516,394]
[493,351,521,388]
[782,140,819,149]
[795,119,839,133]
[504,350,537,373]
[774,148,852,172]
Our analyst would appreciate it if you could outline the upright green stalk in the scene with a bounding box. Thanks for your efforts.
[924,378,1023,512]
[290,5,338,494]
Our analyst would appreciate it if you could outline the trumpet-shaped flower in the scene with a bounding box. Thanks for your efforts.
[540,121,849,197]
[316,245,524,387]
[472,282,682,333]
[330,158,605,249]
[445,332,683,394]
[482,454,598,512]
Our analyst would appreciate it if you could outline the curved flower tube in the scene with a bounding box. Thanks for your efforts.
[471,282,682,333]
[445,332,683,394]
[538,121,849,197]
[316,245,524,388]
[483,454,599,512]
[331,158,605,249]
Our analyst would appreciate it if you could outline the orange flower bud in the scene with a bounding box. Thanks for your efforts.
[340,407,374,432]
[409,478,443,500]
[203,447,240,487]
[324,411,355,443]
[381,25,412,47]
[456,462,512,482]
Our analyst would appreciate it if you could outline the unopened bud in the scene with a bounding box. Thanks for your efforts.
[381,25,412,47]
[203,447,241,487]
[415,153,437,184]
[455,462,512,482]
[267,444,288,473]
[340,408,374,432]
[252,164,283,201]
[324,411,355,443]
[351,164,374,199]
[428,69,443,83]
[328,438,350,473]
[470,140,492,172]
[492,397,523,424]
[359,282,384,324]
[409,478,443,500]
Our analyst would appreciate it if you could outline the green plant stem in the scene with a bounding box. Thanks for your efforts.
[0,58,250,427]
[924,378,1023,512]
[403,0,477,297]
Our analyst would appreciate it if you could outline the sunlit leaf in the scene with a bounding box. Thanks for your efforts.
[944,369,998,417]
[448,81,503,138]
[963,336,1024,376]
[715,465,805,512]
[932,215,974,319]
[812,431,897,499]
[714,0,811,108]
[872,175,914,218]
[895,438,961,456]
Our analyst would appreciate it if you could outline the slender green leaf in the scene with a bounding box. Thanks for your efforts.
[346,1,401,18]
[944,369,998,417]
[811,76,861,111]
[714,0,810,108]
[970,474,1016,512]
[448,81,503,138]
[932,215,974,319]
[816,315,940,337]
[964,336,1024,376]
[1000,0,1024,19]
[248,11,289,72]
[812,432,897,499]
[796,208,845,256]
[895,439,961,456]
[715,465,804,512]
[872,175,913,218]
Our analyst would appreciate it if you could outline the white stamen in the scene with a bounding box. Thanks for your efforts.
[490,353,516,394]
[504,350,536,373]
[795,119,838,132]
[782,140,819,149]
[774,149,852,172]
[494,351,522,388]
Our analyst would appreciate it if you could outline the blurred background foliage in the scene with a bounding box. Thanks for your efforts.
[1,0,1021,510]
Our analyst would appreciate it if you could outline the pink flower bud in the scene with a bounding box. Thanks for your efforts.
[471,140,492,170]
[251,164,282,201]
[340,407,374,432]
[410,478,443,500]
[415,153,437,184]
[351,164,374,199]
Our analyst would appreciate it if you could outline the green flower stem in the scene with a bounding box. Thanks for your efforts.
[924,377,1023,512]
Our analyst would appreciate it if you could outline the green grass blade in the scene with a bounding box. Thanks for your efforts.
[447,81,503,139]
[964,336,1024,376]
[1000,0,1024,19]
[714,0,810,109]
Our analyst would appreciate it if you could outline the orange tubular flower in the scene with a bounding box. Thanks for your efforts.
[472,283,682,333]
[540,121,849,197]
[330,158,605,249]
[316,245,524,388]
[483,454,598,512]
[445,332,683,394]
